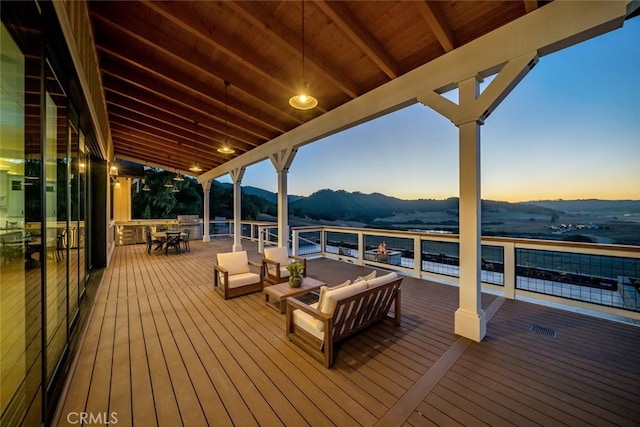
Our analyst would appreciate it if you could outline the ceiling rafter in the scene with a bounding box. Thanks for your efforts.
[107,105,255,154]
[417,1,456,53]
[228,1,361,99]
[101,71,277,142]
[524,0,541,13]
[111,133,219,166]
[91,11,304,128]
[139,0,302,102]
[109,105,255,157]
[86,1,547,175]
[315,1,403,80]
[105,91,261,149]
[96,46,291,135]
[109,124,228,166]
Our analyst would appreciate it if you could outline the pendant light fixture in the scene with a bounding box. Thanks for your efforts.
[289,0,317,110]
[142,179,151,192]
[189,120,203,172]
[217,81,235,154]
[175,141,185,181]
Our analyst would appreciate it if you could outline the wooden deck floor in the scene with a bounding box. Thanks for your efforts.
[54,238,640,426]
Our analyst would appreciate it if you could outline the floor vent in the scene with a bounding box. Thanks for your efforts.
[530,325,557,338]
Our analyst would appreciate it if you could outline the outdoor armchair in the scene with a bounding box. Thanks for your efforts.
[214,250,263,299]
[261,246,307,286]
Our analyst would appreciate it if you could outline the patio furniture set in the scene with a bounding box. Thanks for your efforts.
[213,246,403,367]
[145,228,191,255]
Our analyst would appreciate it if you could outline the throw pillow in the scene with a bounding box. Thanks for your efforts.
[317,280,351,310]
[354,270,377,283]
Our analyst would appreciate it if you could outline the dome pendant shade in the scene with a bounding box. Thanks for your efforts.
[189,160,202,172]
[289,91,318,110]
[217,145,235,154]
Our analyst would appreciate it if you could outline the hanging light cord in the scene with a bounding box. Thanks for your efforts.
[224,81,230,141]
[301,0,306,81]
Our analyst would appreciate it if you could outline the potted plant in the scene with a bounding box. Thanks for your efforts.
[286,262,304,288]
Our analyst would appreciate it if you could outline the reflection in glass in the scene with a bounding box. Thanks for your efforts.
[44,64,68,384]
[1,12,43,425]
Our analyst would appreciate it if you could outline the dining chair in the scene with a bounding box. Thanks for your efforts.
[181,229,191,252]
[145,230,163,254]
[165,231,181,255]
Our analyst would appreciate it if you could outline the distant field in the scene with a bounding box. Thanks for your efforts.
[288,208,640,247]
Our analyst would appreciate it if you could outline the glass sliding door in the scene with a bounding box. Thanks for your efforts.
[67,114,77,325]
[44,60,68,385]
[0,4,44,425]
[78,132,87,298]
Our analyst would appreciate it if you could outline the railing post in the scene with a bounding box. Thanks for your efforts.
[321,229,326,256]
[503,242,516,299]
[258,226,265,254]
[413,235,422,278]
[292,229,299,256]
[357,231,364,266]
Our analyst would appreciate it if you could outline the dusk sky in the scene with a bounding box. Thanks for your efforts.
[220,17,639,203]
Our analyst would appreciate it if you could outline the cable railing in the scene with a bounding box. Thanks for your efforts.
[206,221,639,319]
[290,225,640,321]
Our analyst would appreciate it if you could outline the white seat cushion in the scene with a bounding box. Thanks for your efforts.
[217,251,250,275]
[264,246,290,265]
[292,302,324,340]
[267,265,290,279]
[225,272,260,289]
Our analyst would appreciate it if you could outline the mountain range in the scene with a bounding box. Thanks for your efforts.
[227,183,639,222]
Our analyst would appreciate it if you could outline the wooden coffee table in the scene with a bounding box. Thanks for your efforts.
[263,277,325,313]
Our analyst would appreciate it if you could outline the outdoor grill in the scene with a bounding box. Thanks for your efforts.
[177,215,202,240]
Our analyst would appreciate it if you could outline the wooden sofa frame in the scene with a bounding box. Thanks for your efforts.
[286,277,402,368]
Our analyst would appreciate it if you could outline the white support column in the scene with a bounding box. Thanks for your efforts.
[230,167,245,252]
[276,170,288,248]
[202,179,212,242]
[418,53,538,342]
[270,148,297,248]
[455,89,486,340]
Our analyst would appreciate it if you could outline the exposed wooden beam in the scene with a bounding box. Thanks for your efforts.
[91,11,303,129]
[229,1,361,99]
[140,0,298,99]
[110,127,225,162]
[96,46,291,135]
[417,1,456,53]
[315,1,403,80]
[105,91,261,149]
[524,0,540,14]
[101,71,276,142]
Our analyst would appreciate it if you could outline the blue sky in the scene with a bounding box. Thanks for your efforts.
[222,17,639,203]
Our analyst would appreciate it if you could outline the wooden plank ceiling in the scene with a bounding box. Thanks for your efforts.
[89,0,546,176]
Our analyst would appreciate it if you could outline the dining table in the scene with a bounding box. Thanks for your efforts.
[151,230,186,254]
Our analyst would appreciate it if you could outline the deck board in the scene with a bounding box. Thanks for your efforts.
[54,238,640,426]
